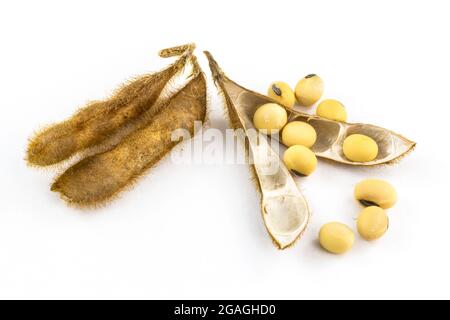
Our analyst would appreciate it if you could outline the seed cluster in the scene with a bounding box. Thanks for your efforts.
[263,74,381,166]
[254,73,401,253]
[253,101,319,176]
[319,179,397,254]
[205,52,414,251]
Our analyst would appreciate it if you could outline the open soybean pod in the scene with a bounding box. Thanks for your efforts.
[286,111,415,166]
[205,53,415,167]
[205,51,310,250]
[27,43,196,167]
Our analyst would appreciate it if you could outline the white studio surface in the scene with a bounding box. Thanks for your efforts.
[0,0,449,300]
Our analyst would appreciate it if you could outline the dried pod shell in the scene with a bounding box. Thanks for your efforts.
[354,179,397,209]
[205,51,310,250]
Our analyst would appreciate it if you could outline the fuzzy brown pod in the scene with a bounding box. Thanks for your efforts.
[52,69,207,207]
[205,51,310,250]
[27,44,195,167]
[205,54,415,167]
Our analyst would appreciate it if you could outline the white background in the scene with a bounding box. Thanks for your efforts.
[0,0,449,300]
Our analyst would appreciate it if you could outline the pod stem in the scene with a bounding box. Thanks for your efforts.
[159,43,196,58]
[204,51,225,83]
[161,43,201,79]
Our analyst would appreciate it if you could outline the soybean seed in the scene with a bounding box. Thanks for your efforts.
[283,145,317,176]
[319,222,355,254]
[316,99,347,122]
[253,103,288,135]
[294,74,324,106]
[343,134,378,162]
[354,179,397,209]
[281,121,317,148]
[357,206,389,241]
[267,82,296,109]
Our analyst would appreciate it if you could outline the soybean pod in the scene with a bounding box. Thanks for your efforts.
[204,53,415,166]
[52,70,207,207]
[286,105,415,166]
[27,44,195,167]
[205,51,310,250]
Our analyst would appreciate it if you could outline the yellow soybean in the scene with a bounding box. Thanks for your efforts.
[253,103,288,135]
[281,121,317,148]
[343,134,378,162]
[294,74,324,106]
[357,206,389,241]
[267,81,296,109]
[316,99,347,122]
[354,179,397,209]
[283,145,317,176]
[319,222,355,254]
